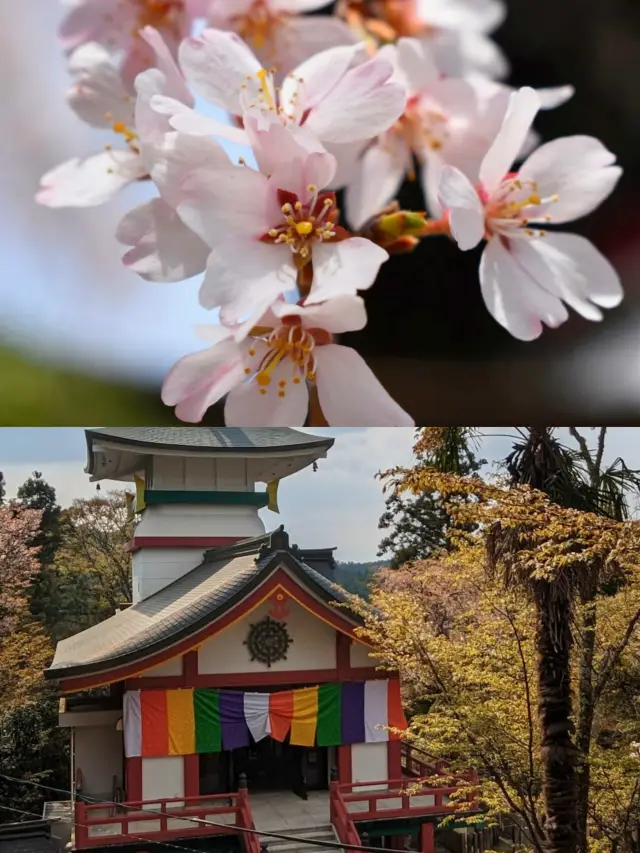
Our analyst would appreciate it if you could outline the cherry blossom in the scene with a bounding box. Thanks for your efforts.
[438,87,623,340]
[344,38,574,229]
[203,0,357,78]
[58,0,200,86]
[37,28,194,208]
[169,119,389,329]
[339,0,508,80]
[152,28,406,154]
[162,296,414,425]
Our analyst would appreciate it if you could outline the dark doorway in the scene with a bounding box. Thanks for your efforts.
[199,753,230,796]
[229,739,328,797]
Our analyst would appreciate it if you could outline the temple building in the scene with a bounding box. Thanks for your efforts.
[44,428,480,853]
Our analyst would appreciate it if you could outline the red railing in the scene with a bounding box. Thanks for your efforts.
[335,777,480,822]
[329,780,361,848]
[237,787,261,853]
[74,793,246,849]
[401,744,478,785]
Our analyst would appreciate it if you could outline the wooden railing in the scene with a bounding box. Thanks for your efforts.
[329,780,361,847]
[74,793,246,849]
[401,744,478,785]
[335,777,480,823]
[237,786,261,853]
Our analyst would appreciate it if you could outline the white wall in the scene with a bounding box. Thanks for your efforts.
[142,656,183,676]
[151,456,252,491]
[351,743,388,791]
[141,757,185,803]
[198,598,336,674]
[350,641,376,668]
[74,725,123,798]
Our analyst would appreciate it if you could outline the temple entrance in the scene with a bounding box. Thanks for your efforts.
[229,739,329,798]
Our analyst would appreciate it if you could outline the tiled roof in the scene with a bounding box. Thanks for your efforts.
[47,529,358,679]
[86,427,334,452]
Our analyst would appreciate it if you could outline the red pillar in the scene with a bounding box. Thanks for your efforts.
[388,741,402,780]
[337,745,352,784]
[420,823,435,853]
[184,754,199,798]
[125,757,142,802]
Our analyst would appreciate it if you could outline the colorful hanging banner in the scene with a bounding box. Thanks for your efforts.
[123,680,407,758]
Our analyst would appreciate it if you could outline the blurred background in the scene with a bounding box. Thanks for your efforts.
[2,0,640,425]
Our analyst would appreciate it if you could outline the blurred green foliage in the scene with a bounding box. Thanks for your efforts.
[0,345,179,425]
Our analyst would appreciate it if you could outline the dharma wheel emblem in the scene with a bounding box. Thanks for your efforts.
[244,616,292,667]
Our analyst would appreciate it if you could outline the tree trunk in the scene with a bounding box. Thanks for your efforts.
[575,569,598,853]
[535,580,579,853]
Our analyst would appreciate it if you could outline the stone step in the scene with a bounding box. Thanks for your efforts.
[258,826,337,853]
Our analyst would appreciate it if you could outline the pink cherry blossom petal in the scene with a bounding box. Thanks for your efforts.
[272,294,368,334]
[479,87,540,193]
[306,238,389,303]
[345,143,408,231]
[178,29,262,115]
[438,165,485,250]
[224,352,310,426]
[116,197,210,282]
[314,344,414,426]
[162,334,246,423]
[36,151,145,208]
[479,236,569,340]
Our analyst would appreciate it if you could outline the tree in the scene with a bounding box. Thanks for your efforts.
[375,437,640,853]
[16,472,63,631]
[0,472,5,505]
[51,492,134,641]
[377,428,484,567]
[505,428,640,853]
[0,504,42,634]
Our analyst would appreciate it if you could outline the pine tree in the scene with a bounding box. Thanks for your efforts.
[377,428,484,567]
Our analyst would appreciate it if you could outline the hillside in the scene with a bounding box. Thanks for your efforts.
[333,559,388,597]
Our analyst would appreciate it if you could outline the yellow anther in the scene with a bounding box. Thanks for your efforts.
[112,121,126,133]
[244,367,251,375]
[293,377,301,384]
[260,388,267,395]
[248,348,256,356]
[307,184,317,192]
[528,193,541,205]
[295,221,314,236]
[105,112,113,120]
[278,390,286,398]
[256,374,271,387]
[256,68,275,109]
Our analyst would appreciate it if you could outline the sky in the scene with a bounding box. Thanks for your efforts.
[0,3,251,384]
[2,427,640,561]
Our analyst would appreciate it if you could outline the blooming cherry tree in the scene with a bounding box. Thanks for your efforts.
[438,87,623,340]
[38,0,625,424]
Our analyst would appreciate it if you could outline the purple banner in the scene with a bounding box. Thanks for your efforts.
[341,682,365,744]
[220,690,250,750]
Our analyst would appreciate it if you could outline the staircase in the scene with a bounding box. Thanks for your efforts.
[258,824,339,853]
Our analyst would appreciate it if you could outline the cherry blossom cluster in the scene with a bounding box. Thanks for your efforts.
[39,0,623,425]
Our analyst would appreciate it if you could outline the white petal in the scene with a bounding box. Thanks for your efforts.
[139,26,193,106]
[272,294,368,334]
[437,165,484,250]
[345,142,408,230]
[326,140,368,189]
[177,164,271,246]
[36,151,145,208]
[418,0,506,33]
[396,38,439,91]
[518,136,622,224]
[225,356,309,427]
[480,87,540,192]
[508,232,623,319]
[116,197,209,282]
[66,43,133,127]
[479,237,569,340]
[280,43,367,119]
[272,0,333,10]
[536,85,575,110]
[200,239,296,329]
[162,335,245,423]
[179,29,261,114]
[315,345,414,426]
[149,131,232,206]
[303,56,406,144]
[272,16,357,76]
[307,238,389,303]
